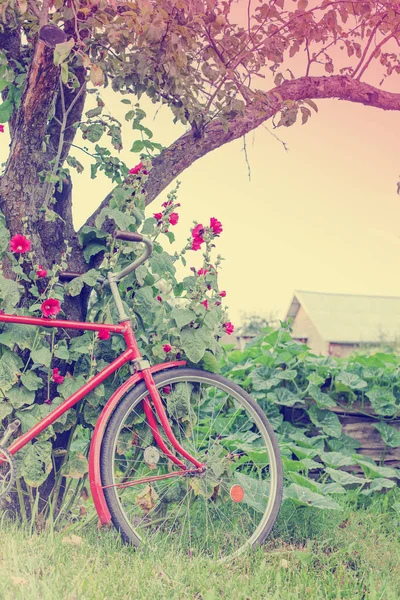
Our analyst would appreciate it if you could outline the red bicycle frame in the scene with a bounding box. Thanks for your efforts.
[0,312,204,525]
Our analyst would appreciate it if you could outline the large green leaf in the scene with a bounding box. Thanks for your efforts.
[20,442,53,487]
[20,371,44,391]
[31,347,52,367]
[374,422,400,448]
[361,478,396,495]
[285,484,342,510]
[0,274,23,311]
[67,269,99,296]
[250,367,280,391]
[308,386,337,409]
[320,451,356,469]
[335,372,368,390]
[353,456,397,480]
[234,472,269,513]
[308,406,342,438]
[61,452,88,479]
[150,251,176,277]
[6,385,35,409]
[325,467,367,486]
[181,327,210,363]
[0,350,23,391]
[366,387,398,416]
[170,307,196,329]
[267,388,299,407]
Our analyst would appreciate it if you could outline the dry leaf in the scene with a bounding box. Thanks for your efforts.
[280,558,289,569]
[10,576,28,586]
[62,534,83,546]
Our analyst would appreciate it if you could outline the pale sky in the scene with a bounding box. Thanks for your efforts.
[2,90,400,327]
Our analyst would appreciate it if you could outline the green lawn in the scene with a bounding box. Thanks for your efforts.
[0,494,399,600]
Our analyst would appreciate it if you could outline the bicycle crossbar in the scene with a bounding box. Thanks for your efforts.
[0,313,125,333]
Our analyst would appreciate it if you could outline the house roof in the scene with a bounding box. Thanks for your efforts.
[285,290,400,344]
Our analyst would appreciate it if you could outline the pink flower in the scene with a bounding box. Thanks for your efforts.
[129,162,148,175]
[197,268,208,276]
[215,301,221,306]
[44,398,52,405]
[0,125,4,133]
[201,300,208,309]
[192,224,205,240]
[191,238,203,251]
[41,298,61,317]
[52,368,65,384]
[219,290,226,297]
[210,217,223,235]
[153,212,162,221]
[169,212,179,226]
[156,295,162,302]
[163,386,171,395]
[163,344,172,353]
[98,329,110,340]
[162,200,173,208]
[36,265,47,278]
[10,234,31,254]
[223,322,234,335]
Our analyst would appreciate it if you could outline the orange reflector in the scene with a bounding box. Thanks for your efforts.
[230,484,244,503]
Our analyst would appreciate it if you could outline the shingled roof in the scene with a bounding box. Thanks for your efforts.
[285,290,400,344]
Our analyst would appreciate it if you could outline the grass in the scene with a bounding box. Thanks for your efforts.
[0,493,400,600]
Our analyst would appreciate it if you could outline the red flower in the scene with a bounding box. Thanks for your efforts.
[52,368,65,384]
[192,224,205,240]
[210,217,223,235]
[163,386,171,395]
[197,268,208,276]
[201,300,208,309]
[223,322,234,335]
[169,212,179,226]
[219,290,226,297]
[10,234,31,254]
[191,238,203,251]
[162,200,173,208]
[156,295,162,302]
[129,162,147,175]
[44,398,52,405]
[36,265,47,278]
[98,329,111,340]
[163,344,172,353]
[153,212,163,221]
[0,125,4,133]
[41,298,61,317]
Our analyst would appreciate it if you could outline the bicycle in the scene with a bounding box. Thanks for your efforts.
[0,230,283,561]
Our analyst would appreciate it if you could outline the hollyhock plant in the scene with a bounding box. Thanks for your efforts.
[36,265,47,278]
[163,344,172,353]
[219,290,226,297]
[153,212,162,221]
[41,298,61,317]
[10,234,31,253]
[52,368,65,384]
[98,329,111,341]
[210,217,223,235]
[223,322,234,335]
[169,212,179,226]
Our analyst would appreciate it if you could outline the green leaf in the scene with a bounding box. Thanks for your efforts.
[6,385,35,409]
[201,351,219,373]
[274,369,297,380]
[0,99,14,123]
[0,401,13,422]
[308,406,342,439]
[95,207,136,230]
[131,140,145,152]
[20,441,52,487]
[170,307,195,329]
[374,422,400,448]
[320,451,356,469]
[54,342,69,360]
[286,484,342,510]
[366,387,398,416]
[361,478,396,495]
[61,452,88,479]
[250,367,280,391]
[335,372,368,390]
[181,327,211,363]
[150,252,176,277]
[167,382,192,419]
[0,323,35,350]
[79,226,108,247]
[31,347,52,367]
[21,371,44,391]
[83,243,106,263]
[325,467,367,486]
[0,350,23,391]
[234,472,269,513]
[267,388,299,407]
[66,269,98,296]
[0,274,23,311]
[353,456,397,480]
[309,386,337,409]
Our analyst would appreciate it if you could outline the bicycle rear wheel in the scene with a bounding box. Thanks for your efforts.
[101,368,283,561]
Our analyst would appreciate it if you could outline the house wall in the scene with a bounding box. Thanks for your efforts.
[328,342,359,358]
[291,306,329,355]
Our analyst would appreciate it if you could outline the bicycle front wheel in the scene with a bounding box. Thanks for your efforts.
[101,368,283,561]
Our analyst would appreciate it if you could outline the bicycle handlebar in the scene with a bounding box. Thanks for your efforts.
[59,230,153,285]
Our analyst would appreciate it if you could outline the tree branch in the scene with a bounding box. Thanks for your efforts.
[83,74,400,228]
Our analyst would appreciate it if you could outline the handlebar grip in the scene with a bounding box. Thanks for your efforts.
[114,230,144,243]
[59,271,84,282]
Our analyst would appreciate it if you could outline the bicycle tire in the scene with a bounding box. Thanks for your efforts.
[100,367,283,561]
